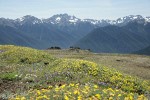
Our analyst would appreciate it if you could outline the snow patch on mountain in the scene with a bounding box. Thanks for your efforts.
[145,17,150,22]
[15,15,42,25]
[0,14,150,27]
[82,19,99,24]
[56,17,61,21]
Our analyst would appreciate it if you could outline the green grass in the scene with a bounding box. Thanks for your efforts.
[46,49,150,80]
[0,72,18,81]
[0,45,150,99]
[0,45,55,64]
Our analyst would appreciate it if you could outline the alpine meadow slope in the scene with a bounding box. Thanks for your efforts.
[0,45,150,99]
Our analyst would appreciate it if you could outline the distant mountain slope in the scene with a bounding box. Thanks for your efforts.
[43,14,96,39]
[0,15,77,49]
[123,22,150,41]
[134,46,150,55]
[0,14,150,50]
[74,22,150,53]
[0,25,46,49]
[15,16,76,48]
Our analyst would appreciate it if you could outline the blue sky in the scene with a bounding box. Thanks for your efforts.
[0,0,149,20]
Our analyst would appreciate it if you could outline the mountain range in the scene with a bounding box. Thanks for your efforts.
[0,14,150,54]
[74,22,150,53]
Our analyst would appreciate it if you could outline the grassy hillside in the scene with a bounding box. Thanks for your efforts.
[0,45,150,100]
[46,49,150,80]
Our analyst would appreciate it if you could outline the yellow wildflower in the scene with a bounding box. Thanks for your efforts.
[36,96,44,100]
[15,97,20,100]
[64,95,69,100]
[94,85,98,89]
[75,83,79,88]
[74,90,80,95]
[48,85,53,89]
[107,88,114,93]
[21,97,26,100]
[36,90,41,95]
[109,97,113,100]
[69,83,75,87]
[85,85,90,91]
[129,95,133,100]
[137,95,145,100]
[41,89,50,93]
[116,89,119,92]
[78,95,82,100]
[55,87,60,92]
[43,95,49,99]
[95,94,101,99]
[61,84,66,89]
[118,94,121,97]
[81,90,88,94]
[110,92,115,96]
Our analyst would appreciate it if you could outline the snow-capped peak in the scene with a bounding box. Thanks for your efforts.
[69,16,79,23]
[44,14,80,24]
[15,15,42,25]
[145,17,150,22]
[1,14,150,27]
[109,15,145,26]
[40,14,150,26]
[82,19,99,24]
[56,17,61,21]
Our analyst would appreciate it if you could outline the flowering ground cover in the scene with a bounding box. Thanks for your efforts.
[0,45,150,100]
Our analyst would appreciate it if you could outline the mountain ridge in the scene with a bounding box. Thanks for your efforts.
[1,14,150,27]
[74,22,150,53]
[0,14,150,54]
